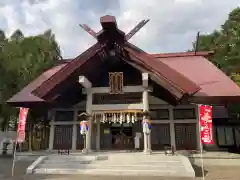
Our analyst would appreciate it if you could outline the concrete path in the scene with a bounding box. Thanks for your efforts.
[30,152,195,178]
[179,151,240,166]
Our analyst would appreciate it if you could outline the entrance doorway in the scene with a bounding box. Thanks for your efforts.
[111,124,134,150]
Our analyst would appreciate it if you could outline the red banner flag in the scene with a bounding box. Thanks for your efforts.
[199,105,213,144]
[17,108,29,143]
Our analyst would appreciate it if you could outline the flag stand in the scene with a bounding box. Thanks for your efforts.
[11,107,29,177]
[198,118,205,180]
[11,131,19,177]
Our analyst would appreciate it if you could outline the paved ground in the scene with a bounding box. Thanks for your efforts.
[1,157,240,180]
[0,156,33,180]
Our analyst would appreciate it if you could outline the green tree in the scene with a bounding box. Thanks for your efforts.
[192,7,240,119]
[10,29,24,41]
[193,7,240,75]
[0,29,62,131]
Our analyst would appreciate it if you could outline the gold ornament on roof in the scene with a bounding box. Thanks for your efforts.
[109,72,123,94]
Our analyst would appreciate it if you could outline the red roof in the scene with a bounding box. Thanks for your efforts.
[152,51,214,58]
[124,44,200,98]
[7,63,67,103]
[8,51,240,105]
[32,43,104,98]
[152,54,240,103]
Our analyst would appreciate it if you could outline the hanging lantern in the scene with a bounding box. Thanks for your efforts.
[119,114,123,124]
[80,121,89,135]
[111,113,113,123]
[106,114,108,122]
[113,113,117,123]
[120,113,123,121]
[101,113,106,123]
[142,118,151,134]
[119,113,123,123]
[116,113,119,122]
[126,113,130,123]
[131,115,135,123]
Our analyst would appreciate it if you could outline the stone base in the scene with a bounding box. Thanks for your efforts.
[82,149,92,154]
[143,149,152,155]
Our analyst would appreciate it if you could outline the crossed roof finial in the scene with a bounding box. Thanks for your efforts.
[79,15,150,44]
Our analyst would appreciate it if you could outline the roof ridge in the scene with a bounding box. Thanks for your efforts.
[59,51,214,62]
[151,51,214,58]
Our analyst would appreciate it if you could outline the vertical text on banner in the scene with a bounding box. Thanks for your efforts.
[17,108,29,143]
[199,105,213,144]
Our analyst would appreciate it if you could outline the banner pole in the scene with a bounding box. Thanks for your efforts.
[198,104,205,180]
[11,131,18,177]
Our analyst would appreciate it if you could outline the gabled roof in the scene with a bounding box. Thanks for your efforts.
[8,50,240,105]
[7,15,240,106]
[29,15,201,102]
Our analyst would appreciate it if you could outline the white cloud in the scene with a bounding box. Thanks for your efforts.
[0,0,239,58]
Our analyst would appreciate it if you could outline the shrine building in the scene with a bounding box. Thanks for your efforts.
[7,15,240,152]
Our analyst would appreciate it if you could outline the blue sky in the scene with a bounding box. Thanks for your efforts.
[0,0,239,58]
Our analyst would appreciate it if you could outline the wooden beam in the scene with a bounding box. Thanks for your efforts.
[100,15,117,30]
[88,86,152,94]
[126,19,150,41]
[79,76,92,89]
[92,103,143,111]
[98,15,126,45]
[79,24,97,39]
[142,73,148,88]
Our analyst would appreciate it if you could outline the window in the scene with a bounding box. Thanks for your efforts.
[173,108,196,120]
[217,127,234,146]
[55,111,74,121]
[150,109,169,120]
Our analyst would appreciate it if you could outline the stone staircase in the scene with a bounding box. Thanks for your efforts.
[30,152,195,178]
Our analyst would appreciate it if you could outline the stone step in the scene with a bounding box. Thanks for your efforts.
[106,157,184,162]
[44,159,182,165]
[29,154,195,178]
[44,160,94,164]
[47,155,101,160]
[92,160,182,164]
[48,154,181,161]
[48,157,108,162]
[34,167,195,177]
[38,163,186,170]
[94,160,181,163]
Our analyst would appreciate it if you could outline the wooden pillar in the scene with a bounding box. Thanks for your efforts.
[49,124,54,150]
[96,117,101,151]
[142,73,151,153]
[85,91,93,152]
[195,105,201,151]
[79,76,92,153]
[169,106,176,151]
[72,110,77,151]
[48,110,55,151]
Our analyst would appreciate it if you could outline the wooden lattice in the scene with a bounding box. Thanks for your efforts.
[109,72,123,94]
